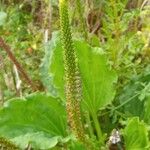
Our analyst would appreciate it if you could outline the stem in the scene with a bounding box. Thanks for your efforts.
[0,85,4,105]
[76,0,88,40]
[85,112,95,138]
[100,93,139,117]
[0,38,37,91]
[91,110,103,144]
[110,0,121,67]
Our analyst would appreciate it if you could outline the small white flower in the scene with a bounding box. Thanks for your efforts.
[109,129,121,144]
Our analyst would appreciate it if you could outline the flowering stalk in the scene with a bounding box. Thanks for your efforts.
[59,0,85,143]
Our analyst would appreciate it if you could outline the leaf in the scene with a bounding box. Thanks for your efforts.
[50,39,65,101]
[11,132,60,149]
[123,117,149,150]
[119,72,150,117]
[0,12,7,26]
[49,34,117,114]
[40,32,60,96]
[0,93,67,149]
[75,41,117,113]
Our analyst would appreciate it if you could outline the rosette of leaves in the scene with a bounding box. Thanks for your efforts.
[40,0,117,146]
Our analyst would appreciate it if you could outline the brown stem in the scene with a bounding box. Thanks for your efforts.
[0,37,37,91]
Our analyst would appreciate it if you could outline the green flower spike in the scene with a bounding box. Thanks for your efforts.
[59,0,86,144]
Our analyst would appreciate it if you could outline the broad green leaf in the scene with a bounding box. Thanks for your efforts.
[0,93,67,149]
[75,41,117,113]
[123,117,149,150]
[49,34,117,114]
[0,12,7,26]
